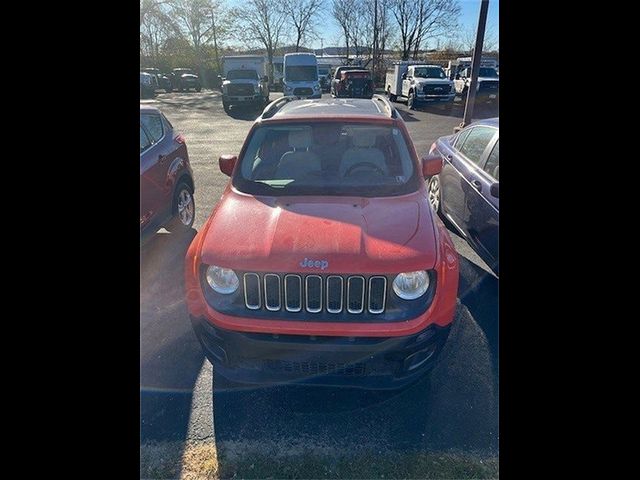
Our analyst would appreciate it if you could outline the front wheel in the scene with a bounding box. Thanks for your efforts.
[408,91,416,110]
[387,87,397,102]
[166,181,195,232]
[195,86,202,92]
[427,175,442,213]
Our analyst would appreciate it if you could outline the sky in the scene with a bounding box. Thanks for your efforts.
[228,0,499,50]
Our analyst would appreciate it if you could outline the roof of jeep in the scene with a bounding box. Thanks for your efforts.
[140,105,160,114]
[266,98,394,121]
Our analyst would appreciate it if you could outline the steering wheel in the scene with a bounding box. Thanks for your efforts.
[345,162,386,177]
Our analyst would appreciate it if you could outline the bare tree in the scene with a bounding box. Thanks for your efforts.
[140,1,179,59]
[282,0,323,52]
[168,0,231,83]
[391,0,460,60]
[234,0,288,81]
[456,24,498,53]
[332,0,357,60]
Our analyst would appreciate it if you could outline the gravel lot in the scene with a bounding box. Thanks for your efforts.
[140,90,499,476]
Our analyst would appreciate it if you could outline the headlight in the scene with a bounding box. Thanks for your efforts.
[205,265,239,294]
[392,271,430,300]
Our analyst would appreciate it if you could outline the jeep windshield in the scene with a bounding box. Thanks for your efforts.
[227,69,259,80]
[234,122,420,197]
[479,67,498,77]
[413,67,446,79]
[285,66,317,81]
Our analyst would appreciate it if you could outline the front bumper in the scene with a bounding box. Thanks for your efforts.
[191,315,451,389]
[223,94,263,104]
[415,94,455,103]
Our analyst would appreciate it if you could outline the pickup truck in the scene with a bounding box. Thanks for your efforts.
[385,63,455,111]
[453,66,499,105]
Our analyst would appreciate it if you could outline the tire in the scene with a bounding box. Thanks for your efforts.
[427,175,442,214]
[166,181,195,232]
[165,87,173,93]
[387,87,397,102]
[408,90,416,110]
[196,86,202,92]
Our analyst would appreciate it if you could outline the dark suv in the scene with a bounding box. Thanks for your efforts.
[140,105,195,240]
[185,96,459,389]
[142,68,173,93]
[170,68,202,92]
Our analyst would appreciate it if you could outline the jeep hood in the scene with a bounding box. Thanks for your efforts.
[200,190,438,274]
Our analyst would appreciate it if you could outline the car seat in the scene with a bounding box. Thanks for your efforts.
[275,129,321,178]
[339,131,388,177]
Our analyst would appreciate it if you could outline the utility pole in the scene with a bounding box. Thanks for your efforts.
[456,0,489,132]
[373,0,378,86]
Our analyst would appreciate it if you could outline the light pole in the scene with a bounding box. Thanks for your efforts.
[456,0,490,132]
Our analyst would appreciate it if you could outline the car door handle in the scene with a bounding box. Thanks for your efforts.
[446,154,452,160]
[471,179,482,191]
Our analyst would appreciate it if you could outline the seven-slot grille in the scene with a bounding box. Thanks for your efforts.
[242,273,387,315]
[423,84,451,95]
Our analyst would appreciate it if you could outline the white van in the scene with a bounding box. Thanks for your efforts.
[282,53,321,99]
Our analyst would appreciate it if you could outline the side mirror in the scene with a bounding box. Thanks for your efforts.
[401,73,407,80]
[421,154,443,178]
[262,75,268,82]
[219,154,237,177]
[490,182,499,198]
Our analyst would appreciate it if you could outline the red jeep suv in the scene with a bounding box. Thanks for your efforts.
[185,96,459,389]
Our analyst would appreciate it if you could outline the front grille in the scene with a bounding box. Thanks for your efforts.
[243,273,387,315]
[293,87,313,96]
[423,84,451,95]
[228,84,254,95]
[263,359,367,377]
[478,81,499,92]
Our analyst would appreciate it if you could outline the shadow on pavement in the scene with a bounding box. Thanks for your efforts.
[397,108,420,122]
[457,257,499,371]
[140,229,203,448]
[226,106,263,121]
[211,302,497,456]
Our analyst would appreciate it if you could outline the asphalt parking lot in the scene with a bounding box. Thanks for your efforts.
[140,90,499,473]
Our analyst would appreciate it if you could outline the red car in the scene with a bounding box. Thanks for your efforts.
[140,105,195,240]
[185,96,459,389]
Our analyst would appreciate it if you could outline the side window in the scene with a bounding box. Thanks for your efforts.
[161,113,173,130]
[140,126,152,154]
[457,127,496,165]
[140,114,164,143]
[454,128,472,149]
[484,139,499,180]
